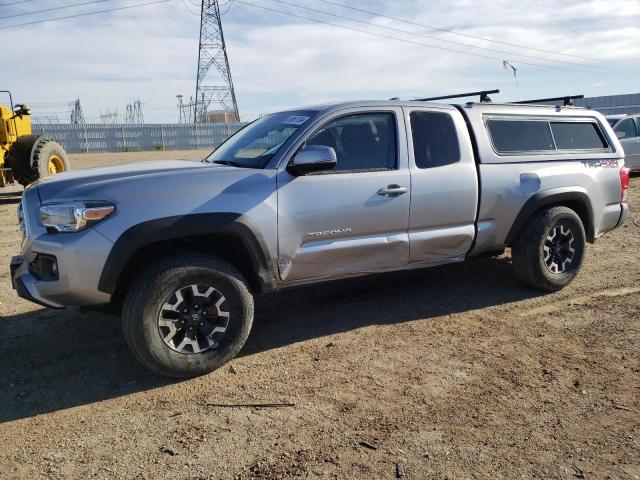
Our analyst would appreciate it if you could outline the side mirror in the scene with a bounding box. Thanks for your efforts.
[287,145,337,176]
[615,130,626,139]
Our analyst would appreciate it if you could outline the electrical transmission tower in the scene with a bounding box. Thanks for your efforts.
[194,0,239,123]
[70,98,85,124]
[176,94,196,124]
[100,109,119,124]
[125,99,145,124]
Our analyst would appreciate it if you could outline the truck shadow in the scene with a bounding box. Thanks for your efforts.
[0,190,21,205]
[0,256,544,423]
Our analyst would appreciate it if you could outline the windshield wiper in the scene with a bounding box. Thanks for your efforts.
[211,160,243,167]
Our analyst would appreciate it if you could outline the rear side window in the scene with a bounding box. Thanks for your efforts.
[551,122,607,149]
[410,111,460,168]
[487,120,555,153]
[614,118,638,139]
[487,118,609,154]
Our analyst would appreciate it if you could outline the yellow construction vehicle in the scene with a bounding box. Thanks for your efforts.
[1,90,70,188]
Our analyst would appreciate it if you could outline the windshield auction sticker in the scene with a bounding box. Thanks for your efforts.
[282,115,310,126]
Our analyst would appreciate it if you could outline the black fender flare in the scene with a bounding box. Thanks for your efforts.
[97,213,277,295]
[504,188,595,245]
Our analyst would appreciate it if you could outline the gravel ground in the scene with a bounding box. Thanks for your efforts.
[0,152,638,479]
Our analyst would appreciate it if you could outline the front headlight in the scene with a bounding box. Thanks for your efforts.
[40,201,115,232]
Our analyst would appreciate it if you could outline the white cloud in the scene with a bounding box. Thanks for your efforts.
[1,0,638,122]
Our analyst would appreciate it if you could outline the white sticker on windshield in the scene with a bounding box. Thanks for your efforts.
[282,115,309,126]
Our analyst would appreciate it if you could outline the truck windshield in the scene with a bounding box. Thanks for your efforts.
[205,110,318,168]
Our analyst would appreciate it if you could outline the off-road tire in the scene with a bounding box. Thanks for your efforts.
[122,254,254,378]
[511,206,586,291]
[6,134,38,186]
[11,137,71,186]
[32,139,70,179]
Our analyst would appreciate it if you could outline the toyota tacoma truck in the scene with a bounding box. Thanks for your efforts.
[11,93,630,377]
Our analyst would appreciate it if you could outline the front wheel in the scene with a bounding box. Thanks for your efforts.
[122,254,254,378]
[511,206,586,291]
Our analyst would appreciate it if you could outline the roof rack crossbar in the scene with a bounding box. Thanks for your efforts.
[512,95,584,107]
[412,89,500,103]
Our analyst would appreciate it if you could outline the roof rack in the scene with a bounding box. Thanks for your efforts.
[412,89,499,103]
[511,95,584,107]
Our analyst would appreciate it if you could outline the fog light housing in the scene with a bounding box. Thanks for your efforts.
[29,254,59,281]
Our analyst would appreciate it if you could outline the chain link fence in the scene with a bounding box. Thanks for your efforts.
[31,123,246,154]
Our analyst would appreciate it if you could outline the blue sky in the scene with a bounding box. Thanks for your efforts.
[1,0,639,123]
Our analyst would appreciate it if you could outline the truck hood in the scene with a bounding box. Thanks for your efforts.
[37,160,250,202]
[34,157,278,242]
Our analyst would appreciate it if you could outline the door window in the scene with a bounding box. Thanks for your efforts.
[615,118,638,139]
[409,111,460,168]
[305,112,397,172]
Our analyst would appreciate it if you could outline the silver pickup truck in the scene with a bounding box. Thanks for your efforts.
[11,94,630,377]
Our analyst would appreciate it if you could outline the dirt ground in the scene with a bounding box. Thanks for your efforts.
[0,151,638,479]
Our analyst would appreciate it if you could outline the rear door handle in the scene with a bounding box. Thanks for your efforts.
[377,184,408,196]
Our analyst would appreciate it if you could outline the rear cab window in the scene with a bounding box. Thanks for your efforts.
[486,117,610,154]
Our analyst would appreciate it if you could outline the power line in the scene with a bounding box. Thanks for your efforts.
[317,0,605,63]
[234,0,602,74]
[0,0,114,20]
[267,0,597,69]
[0,0,173,30]
[220,0,234,15]
[180,0,199,16]
[0,0,41,6]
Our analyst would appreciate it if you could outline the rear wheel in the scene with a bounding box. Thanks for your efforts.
[122,254,254,378]
[511,206,586,291]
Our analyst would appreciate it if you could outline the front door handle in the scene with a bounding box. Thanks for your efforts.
[377,184,408,196]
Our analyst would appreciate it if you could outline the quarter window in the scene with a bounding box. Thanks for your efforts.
[410,111,460,168]
[614,118,637,139]
[305,112,397,172]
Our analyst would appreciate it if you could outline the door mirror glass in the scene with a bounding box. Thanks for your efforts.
[616,130,626,139]
[288,145,337,175]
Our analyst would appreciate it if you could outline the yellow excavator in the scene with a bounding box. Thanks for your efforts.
[1,90,70,188]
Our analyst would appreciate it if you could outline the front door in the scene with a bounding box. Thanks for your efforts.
[277,108,410,283]
[615,117,640,170]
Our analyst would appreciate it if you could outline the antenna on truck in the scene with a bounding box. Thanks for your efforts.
[412,89,500,103]
[511,95,584,107]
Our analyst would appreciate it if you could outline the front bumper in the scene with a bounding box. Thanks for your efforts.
[11,230,114,309]
[12,184,115,309]
[11,255,65,309]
